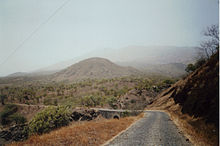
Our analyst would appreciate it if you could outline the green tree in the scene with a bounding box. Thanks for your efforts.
[0,95,7,105]
[9,114,27,124]
[185,58,206,73]
[29,106,71,135]
[0,104,18,125]
[185,64,196,73]
[194,58,206,68]
[54,99,58,106]
[107,96,117,109]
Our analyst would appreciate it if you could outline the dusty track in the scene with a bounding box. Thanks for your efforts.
[105,111,192,146]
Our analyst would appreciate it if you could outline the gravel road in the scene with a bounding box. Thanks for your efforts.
[105,111,192,146]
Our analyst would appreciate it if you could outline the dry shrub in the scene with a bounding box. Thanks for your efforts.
[147,93,218,146]
[9,115,141,146]
[168,110,218,146]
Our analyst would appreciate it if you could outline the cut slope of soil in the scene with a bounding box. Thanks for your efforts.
[147,52,219,146]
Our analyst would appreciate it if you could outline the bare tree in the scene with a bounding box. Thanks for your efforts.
[199,24,219,59]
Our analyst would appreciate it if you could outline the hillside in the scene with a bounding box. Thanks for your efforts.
[52,57,140,82]
[7,72,28,77]
[7,70,57,78]
[118,62,187,77]
[148,52,219,145]
[142,63,186,77]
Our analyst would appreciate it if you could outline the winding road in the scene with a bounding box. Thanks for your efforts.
[105,111,192,146]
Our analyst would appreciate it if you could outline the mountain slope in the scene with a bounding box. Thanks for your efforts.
[7,70,57,77]
[148,52,219,145]
[118,62,187,77]
[5,46,196,78]
[52,57,140,81]
[7,72,28,77]
[33,46,196,73]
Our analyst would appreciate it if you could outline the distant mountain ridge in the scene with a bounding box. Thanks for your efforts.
[117,62,187,77]
[7,70,57,77]
[7,72,28,77]
[51,57,140,82]
[6,45,197,78]
[35,46,197,73]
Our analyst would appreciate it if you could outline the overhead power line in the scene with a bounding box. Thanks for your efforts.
[0,0,71,66]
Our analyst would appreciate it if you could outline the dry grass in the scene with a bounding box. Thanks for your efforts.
[9,115,143,146]
[147,92,218,146]
[167,110,218,146]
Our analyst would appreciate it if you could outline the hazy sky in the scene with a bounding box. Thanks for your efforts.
[0,0,219,76]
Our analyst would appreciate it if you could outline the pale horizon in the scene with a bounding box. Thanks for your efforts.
[0,0,219,76]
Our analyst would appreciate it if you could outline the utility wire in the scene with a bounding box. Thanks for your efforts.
[0,0,71,66]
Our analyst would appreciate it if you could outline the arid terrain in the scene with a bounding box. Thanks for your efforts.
[0,57,177,145]
[0,51,218,146]
[1,0,219,145]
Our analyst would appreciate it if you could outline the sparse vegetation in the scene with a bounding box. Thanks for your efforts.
[186,24,219,74]
[107,96,118,109]
[0,104,26,125]
[199,24,219,59]
[121,110,130,117]
[148,51,219,146]
[0,75,174,109]
[9,114,27,125]
[10,115,143,146]
[185,58,207,73]
[80,95,102,107]
[0,75,174,145]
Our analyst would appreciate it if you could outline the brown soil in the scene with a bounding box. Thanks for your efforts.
[52,57,140,82]
[147,52,219,146]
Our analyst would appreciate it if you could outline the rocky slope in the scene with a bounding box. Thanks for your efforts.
[148,52,219,145]
[158,52,218,125]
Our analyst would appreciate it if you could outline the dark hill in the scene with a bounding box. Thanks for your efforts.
[148,52,219,145]
[52,57,140,81]
[160,52,218,125]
